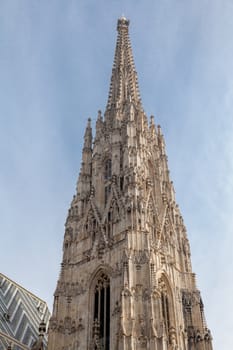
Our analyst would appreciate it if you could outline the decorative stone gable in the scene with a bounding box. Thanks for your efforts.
[47,17,213,350]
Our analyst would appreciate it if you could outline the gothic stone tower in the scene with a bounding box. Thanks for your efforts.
[47,18,213,350]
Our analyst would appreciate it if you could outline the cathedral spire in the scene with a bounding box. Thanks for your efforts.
[48,19,213,350]
[106,17,142,113]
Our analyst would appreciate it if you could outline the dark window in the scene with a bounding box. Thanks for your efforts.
[105,159,112,180]
[93,274,110,350]
[120,148,123,170]
[105,185,111,206]
[120,176,124,191]
[161,292,170,341]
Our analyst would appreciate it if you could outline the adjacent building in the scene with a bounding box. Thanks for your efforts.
[0,273,50,350]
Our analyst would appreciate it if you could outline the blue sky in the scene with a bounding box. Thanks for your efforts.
[0,1,232,348]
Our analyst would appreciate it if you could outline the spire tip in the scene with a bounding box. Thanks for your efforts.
[87,118,91,127]
[97,110,102,120]
[117,16,129,31]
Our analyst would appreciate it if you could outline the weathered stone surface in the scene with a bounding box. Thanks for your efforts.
[47,17,212,350]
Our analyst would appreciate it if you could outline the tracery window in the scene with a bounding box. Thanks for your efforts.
[120,176,124,191]
[159,277,175,345]
[120,147,123,171]
[161,292,170,337]
[93,273,110,350]
[104,185,111,206]
[104,159,112,180]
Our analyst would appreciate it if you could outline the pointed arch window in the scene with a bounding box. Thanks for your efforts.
[104,185,111,206]
[93,273,110,350]
[159,277,175,345]
[104,159,112,180]
[161,291,170,336]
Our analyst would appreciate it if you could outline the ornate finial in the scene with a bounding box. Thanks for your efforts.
[31,320,46,349]
[117,16,129,32]
[39,319,46,336]
[97,110,102,120]
[84,118,92,148]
